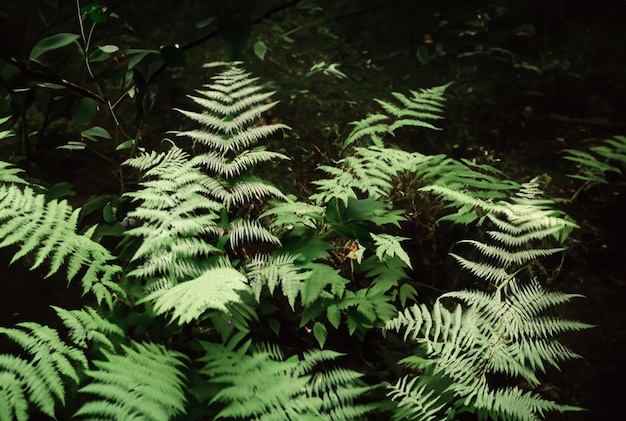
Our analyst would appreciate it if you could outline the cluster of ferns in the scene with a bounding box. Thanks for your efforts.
[0,61,604,421]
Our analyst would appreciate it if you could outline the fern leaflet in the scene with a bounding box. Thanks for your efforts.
[140,267,251,324]
[0,322,87,419]
[75,341,188,421]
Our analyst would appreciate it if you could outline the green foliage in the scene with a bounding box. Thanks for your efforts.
[174,63,289,208]
[385,179,590,420]
[199,341,376,420]
[0,58,590,421]
[76,341,188,421]
[140,267,251,325]
[344,84,450,148]
[123,146,223,285]
[0,181,124,308]
[563,135,626,197]
[0,322,87,420]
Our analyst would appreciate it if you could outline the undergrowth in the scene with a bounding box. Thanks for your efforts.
[0,60,601,420]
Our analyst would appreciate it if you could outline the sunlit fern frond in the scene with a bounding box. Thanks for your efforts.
[261,198,325,230]
[75,341,188,421]
[0,323,87,420]
[228,218,281,249]
[386,376,449,421]
[386,279,590,420]
[343,84,449,149]
[311,146,426,205]
[191,148,289,179]
[174,63,290,148]
[0,184,123,308]
[177,124,290,154]
[0,161,28,184]
[245,252,310,308]
[139,267,251,325]
[297,349,380,421]
[123,146,223,284]
[199,342,374,420]
[200,341,321,420]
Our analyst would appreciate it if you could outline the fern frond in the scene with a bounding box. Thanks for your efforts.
[224,177,287,207]
[311,146,424,205]
[228,218,281,248]
[371,233,412,269]
[175,124,290,154]
[175,101,277,134]
[299,349,378,420]
[387,376,448,421]
[344,113,390,148]
[0,323,87,418]
[140,267,251,324]
[123,146,223,283]
[191,148,289,179]
[261,198,325,229]
[0,184,123,307]
[76,341,188,421]
[200,342,321,420]
[53,306,125,351]
[342,84,449,149]
[0,161,27,184]
[246,252,310,308]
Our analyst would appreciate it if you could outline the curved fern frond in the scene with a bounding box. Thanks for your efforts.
[261,198,325,229]
[245,252,310,308]
[191,148,289,179]
[0,161,27,184]
[311,146,426,205]
[342,84,449,149]
[200,342,374,420]
[75,341,188,421]
[228,218,281,249]
[387,376,448,421]
[177,124,290,154]
[0,323,87,419]
[200,342,321,420]
[344,113,390,148]
[140,267,251,325]
[53,306,125,352]
[0,184,123,307]
[123,146,223,284]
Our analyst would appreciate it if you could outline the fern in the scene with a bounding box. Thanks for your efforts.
[311,146,427,205]
[200,342,374,420]
[139,267,251,325]
[245,252,310,308]
[0,322,87,420]
[52,305,125,352]
[0,183,123,307]
[343,84,449,149]
[75,341,188,421]
[371,233,413,269]
[174,63,289,208]
[563,135,626,198]
[385,178,589,420]
[124,146,223,285]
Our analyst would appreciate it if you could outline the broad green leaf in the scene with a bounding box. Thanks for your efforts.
[253,40,268,60]
[72,98,99,125]
[30,33,80,64]
[312,322,327,348]
[126,49,159,70]
[98,44,119,54]
[115,139,134,151]
[81,126,111,142]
